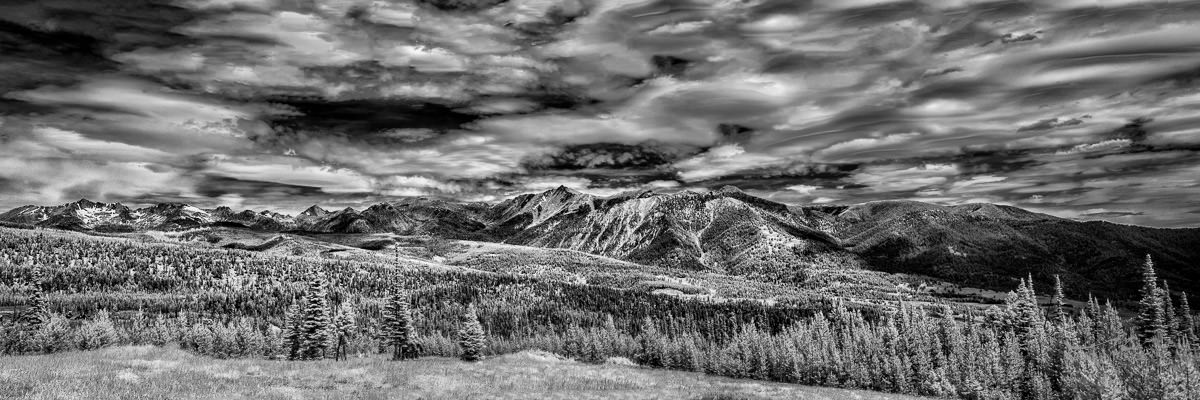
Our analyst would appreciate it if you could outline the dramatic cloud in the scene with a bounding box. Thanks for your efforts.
[1,0,1199,226]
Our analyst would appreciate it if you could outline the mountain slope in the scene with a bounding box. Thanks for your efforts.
[210,207,296,230]
[824,200,1200,299]
[1,200,139,231]
[2,200,245,232]
[497,187,859,278]
[296,199,491,238]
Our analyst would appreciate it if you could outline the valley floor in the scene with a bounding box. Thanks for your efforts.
[0,346,929,400]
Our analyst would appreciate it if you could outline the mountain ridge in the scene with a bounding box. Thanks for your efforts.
[0,190,1131,231]
[3,188,1198,299]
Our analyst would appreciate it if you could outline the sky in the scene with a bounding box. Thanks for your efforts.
[0,0,1198,227]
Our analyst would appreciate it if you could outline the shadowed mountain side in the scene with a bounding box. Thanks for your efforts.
[299,199,493,239]
[822,200,1200,300]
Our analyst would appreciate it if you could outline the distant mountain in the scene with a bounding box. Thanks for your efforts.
[2,200,118,230]
[294,199,490,237]
[2,200,244,232]
[4,189,1198,299]
[298,205,329,219]
[210,207,295,231]
[137,203,215,230]
[487,186,597,235]
[491,186,857,278]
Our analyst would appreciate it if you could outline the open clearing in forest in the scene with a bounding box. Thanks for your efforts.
[0,345,930,400]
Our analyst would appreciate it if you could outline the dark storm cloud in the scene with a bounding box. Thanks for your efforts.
[521,142,703,171]
[1154,65,1200,88]
[2,0,1200,227]
[1109,117,1153,142]
[194,176,330,199]
[0,20,112,92]
[415,0,509,13]
[0,0,199,51]
[0,0,200,108]
[264,98,482,140]
[688,163,862,186]
[650,55,692,77]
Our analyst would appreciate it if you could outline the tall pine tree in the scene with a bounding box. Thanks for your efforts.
[333,305,355,361]
[298,274,332,360]
[1051,275,1067,324]
[1098,300,1125,350]
[22,287,48,327]
[1135,255,1165,344]
[382,289,417,360]
[1161,282,1179,341]
[458,303,486,362]
[1012,278,1042,346]
[282,303,304,360]
[1180,291,1198,344]
[21,268,48,327]
[1086,294,1101,320]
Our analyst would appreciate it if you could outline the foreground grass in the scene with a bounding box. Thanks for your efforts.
[0,346,929,400]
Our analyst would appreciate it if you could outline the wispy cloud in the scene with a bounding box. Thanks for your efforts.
[0,0,1198,226]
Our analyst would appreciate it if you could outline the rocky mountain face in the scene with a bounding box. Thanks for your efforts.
[210,207,296,231]
[4,189,1199,298]
[293,199,491,238]
[0,200,210,231]
[491,186,856,277]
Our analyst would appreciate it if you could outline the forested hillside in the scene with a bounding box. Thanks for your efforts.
[825,200,1200,300]
[3,227,1200,399]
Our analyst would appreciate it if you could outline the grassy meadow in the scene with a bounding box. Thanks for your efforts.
[0,345,929,400]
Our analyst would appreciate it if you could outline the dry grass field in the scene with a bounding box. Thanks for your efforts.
[0,346,930,400]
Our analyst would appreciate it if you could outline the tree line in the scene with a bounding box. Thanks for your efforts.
[3,228,1200,399]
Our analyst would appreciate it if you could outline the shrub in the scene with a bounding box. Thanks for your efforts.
[29,313,74,353]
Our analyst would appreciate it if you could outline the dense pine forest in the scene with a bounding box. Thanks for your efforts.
[3,227,1200,399]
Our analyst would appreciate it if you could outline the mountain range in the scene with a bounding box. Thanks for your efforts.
[3,187,1198,299]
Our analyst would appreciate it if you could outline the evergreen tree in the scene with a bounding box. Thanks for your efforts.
[1087,294,1101,320]
[77,309,118,350]
[1099,300,1125,350]
[333,306,355,361]
[1180,291,1198,344]
[458,304,486,362]
[1013,277,1053,399]
[21,288,48,327]
[20,268,48,327]
[233,318,264,358]
[1002,289,1022,328]
[1161,282,1179,342]
[1012,278,1042,346]
[382,289,417,360]
[636,317,664,367]
[939,305,965,379]
[1135,255,1166,344]
[1051,275,1067,324]
[1085,294,1103,345]
[983,305,1007,330]
[282,303,303,360]
[298,274,332,360]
